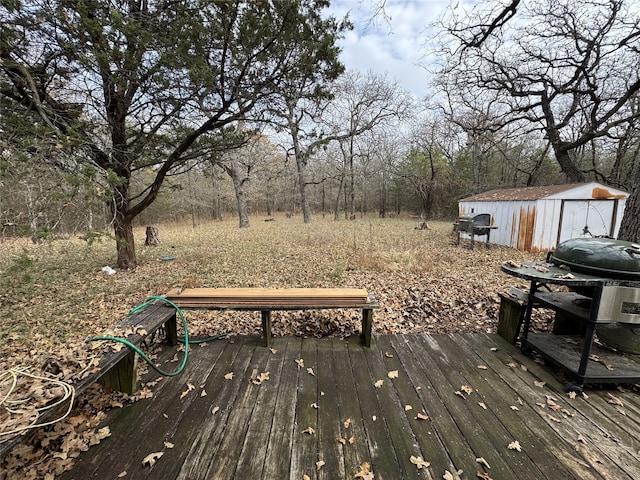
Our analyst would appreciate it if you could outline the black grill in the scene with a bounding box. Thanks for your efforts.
[458,213,491,235]
[456,213,495,249]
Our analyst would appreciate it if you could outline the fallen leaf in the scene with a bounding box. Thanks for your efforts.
[372,415,377,421]
[302,427,315,435]
[443,470,455,480]
[409,455,430,469]
[477,471,493,480]
[405,405,413,411]
[164,441,174,449]
[201,389,207,397]
[460,385,473,395]
[224,372,234,380]
[415,412,429,421]
[546,396,562,411]
[337,437,347,445]
[384,351,394,358]
[547,413,562,423]
[477,365,488,370]
[478,402,487,410]
[316,460,325,470]
[311,402,319,409]
[210,406,220,415]
[534,380,546,388]
[510,405,519,411]
[142,451,164,467]
[344,418,352,428]
[296,358,305,368]
[476,457,490,469]
[118,471,127,478]
[455,391,466,399]
[490,347,498,352]
[303,475,310,480]
[251,372,270,385]
[307,367,315,376]
[606,393,623,406]
[507,440,522,452]
[374,379,384,388]
[348,436,355,444]
[387,370,399,379]
[270,348,278,354]
[568,391,577,399]
[354,461,374,479]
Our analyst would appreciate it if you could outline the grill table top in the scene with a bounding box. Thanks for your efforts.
[501,261,640,288]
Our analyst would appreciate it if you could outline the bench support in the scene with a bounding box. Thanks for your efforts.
[261,311,272,348]
[362,308,373,347]
[99,350,138,394]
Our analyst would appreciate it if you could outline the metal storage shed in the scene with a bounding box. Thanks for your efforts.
[458,182,629,252]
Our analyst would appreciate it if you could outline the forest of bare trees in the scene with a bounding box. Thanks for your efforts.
[1,0,639,266]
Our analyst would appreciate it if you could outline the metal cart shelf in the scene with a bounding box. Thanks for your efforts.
[501,261,640,390]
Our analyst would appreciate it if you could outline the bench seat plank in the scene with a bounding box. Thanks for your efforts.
[165,288,378,348]
[166,287,371,307]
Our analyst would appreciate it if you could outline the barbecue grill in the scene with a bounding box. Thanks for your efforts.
[501,238,640,389]
[549,237,640,354]
[456,213,496,249]
[458,213,491,234]
[549,237,640,280]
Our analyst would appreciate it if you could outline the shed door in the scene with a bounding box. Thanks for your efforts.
[557,200,618,245]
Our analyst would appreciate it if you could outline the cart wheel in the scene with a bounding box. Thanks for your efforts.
[565,383,583,394]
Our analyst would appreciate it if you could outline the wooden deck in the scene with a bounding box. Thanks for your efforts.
[60,334,640,480]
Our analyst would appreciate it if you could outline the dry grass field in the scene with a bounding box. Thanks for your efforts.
[0,216,546,478]
[0,217,543,365]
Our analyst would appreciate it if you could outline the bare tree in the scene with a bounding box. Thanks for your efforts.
[438,0,640,241]
[328,71,413,219]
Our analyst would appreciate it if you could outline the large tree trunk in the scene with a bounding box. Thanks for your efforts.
[229,166,250,228]
[295,156,312,223]
[618,183,640,243]
[113,214,137,270]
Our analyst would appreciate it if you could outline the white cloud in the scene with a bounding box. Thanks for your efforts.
[327,0,450,98]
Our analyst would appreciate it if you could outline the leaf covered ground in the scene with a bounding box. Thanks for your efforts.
[0,217,545,478]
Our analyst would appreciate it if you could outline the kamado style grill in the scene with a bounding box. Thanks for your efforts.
[549,238,640,355]
[455,213,497,249]
[501,237,640,390]
[549,237,640,281]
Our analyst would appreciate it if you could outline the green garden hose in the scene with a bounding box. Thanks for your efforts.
[87,295,226,377]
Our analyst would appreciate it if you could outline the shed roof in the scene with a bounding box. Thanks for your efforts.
[459,182,627,202]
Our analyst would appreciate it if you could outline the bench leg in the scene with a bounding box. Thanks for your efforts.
[261,310,272,348]
[361,308,373,347]
[165,312,178,346]
[99,350,138,394]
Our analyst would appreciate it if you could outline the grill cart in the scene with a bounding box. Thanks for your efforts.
[455,213,498,249]
[501,238,640,391]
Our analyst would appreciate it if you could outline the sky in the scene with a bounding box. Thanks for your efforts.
[326,0,453,99]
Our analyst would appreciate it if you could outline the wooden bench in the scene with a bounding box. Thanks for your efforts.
[87,301,179,394]
[166,288,379,348]
[0,301,178,460]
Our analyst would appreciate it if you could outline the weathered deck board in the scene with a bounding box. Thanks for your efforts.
[58,334,640,480]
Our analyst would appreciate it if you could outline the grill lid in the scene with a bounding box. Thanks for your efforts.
[459,213,491,225]
[549,238,640,279]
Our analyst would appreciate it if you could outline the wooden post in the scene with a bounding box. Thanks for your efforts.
[261,310,272,348]
[145,226,160,246]
[99,350,138,394]
[361,308,373,347]
[164,312,178,346]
